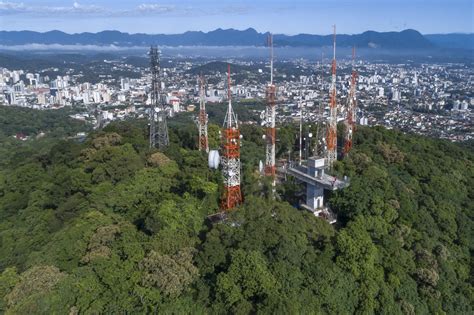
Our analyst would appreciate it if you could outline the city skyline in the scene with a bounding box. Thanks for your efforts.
[0,0,472,35]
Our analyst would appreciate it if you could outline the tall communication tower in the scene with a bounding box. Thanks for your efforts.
[149,46,169,150]
[220,64,243,211]
[314,51,326,158]
[344,47,357,155]
[265,34,277,186]
[149,46,158,148]
[326,25,338,168]
[198,75,209,153]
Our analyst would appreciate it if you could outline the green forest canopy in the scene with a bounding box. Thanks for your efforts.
[0,109,472,314]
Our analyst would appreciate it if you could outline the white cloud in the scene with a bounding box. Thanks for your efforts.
[0,1,105,16]
[0,1,250,18]
[0,43,145,51]
[137,4,174,13]
[0,1,26,11]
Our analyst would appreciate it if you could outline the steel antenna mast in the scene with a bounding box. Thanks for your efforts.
[265,33,277,186]
[326,25,338,168]
[344,46,357,155]
[220,64,243,211]
[149,46,158,148]
[198,75,209,153]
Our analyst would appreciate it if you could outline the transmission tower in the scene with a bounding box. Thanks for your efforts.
[344,47,357,155]
[314,51,326,158]
[198,75,209,153]
[220,64,243,211]
[149,46,169,150]
[149,46,158,148]
[265,33,276,186]
[326,25,337,169]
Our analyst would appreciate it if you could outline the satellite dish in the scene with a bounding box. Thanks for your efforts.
[208,150,220,169]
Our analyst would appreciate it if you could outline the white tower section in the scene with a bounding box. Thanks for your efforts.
[326,25,338,168]
[198,76,209,153]
[265,33,277,185]
[220,64,243,210]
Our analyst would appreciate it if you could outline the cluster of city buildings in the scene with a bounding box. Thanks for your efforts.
[0,57,472,141]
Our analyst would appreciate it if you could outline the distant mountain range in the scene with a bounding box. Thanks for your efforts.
[0,28,472,50]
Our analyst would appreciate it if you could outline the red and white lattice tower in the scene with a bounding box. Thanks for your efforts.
[198,75,209,153]
[265,33,276,186]
[326,25,338,168]
[344,47,357,155]
[220,64,243,211]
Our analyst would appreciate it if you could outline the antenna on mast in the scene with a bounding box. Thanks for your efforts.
[344,46,357,155]
[220,64,243,210]
[198,74,209,153]
[326,25,337,169]
[264,33,277,187]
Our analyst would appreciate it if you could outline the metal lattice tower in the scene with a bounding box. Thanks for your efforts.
[198,75,209,153]
[220,64,243,211]
[344,47,357,155]
[149,46,169,150]
[149,46,158,148]
[326,25,337,169]
[265,33,277,186]
[315,51,326,158]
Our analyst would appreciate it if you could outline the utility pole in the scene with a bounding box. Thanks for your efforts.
[220,64,243,211]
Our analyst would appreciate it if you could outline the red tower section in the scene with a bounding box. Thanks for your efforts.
[198,75,209,153]
[220,64,243,211]
[265,34,276,183]
[344,47,357,155]
[326,25,338,168]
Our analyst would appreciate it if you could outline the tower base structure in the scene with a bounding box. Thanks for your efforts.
[285,157,349,224]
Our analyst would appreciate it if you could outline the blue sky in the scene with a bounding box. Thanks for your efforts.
[0,0,472,34]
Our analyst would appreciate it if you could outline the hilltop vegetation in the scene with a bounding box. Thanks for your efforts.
[0,106,88,137]
[0,115,472,313]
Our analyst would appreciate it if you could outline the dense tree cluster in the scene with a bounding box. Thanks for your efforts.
[0,111,472,313]
[0,106,88,138]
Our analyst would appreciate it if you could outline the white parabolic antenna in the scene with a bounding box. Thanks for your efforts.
[208,150,220,169]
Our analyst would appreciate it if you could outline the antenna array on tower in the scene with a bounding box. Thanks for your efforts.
[220,64,243,211]
[149,45,169,150]
[265,33,277,186]
[326,25,338,168]
[344,47,357,155]
[198,75,209,153]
